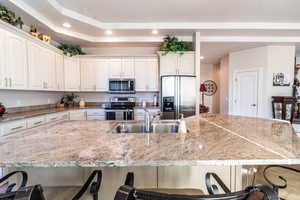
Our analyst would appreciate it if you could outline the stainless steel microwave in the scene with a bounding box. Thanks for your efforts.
[108,79,135,94]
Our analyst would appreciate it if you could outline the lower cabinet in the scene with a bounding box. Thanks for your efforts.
[69,110,87,120]
[86,109,105,120]
[0,119,27,136]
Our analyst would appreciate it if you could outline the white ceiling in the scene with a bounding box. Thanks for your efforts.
[1,0,300,63]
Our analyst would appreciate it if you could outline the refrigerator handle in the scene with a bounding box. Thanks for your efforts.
[177,76,180,119]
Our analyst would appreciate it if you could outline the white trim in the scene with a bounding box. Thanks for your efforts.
[232,68,264,117]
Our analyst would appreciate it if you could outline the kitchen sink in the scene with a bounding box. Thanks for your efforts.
[111,121,180,134]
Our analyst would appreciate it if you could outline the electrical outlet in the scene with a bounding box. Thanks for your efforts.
[48,98,51,104]
[17,100,21,106]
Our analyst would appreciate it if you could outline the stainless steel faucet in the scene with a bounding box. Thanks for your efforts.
[144,108,152,133]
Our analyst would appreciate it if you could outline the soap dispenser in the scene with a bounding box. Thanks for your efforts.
[178,114,187,133]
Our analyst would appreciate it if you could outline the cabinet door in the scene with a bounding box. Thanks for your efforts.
[96,58,109,91]
[44,49,56,90]
[55,54,64,91]
[27,42,44,90]
[122,57,135,78]
[80,59,96,91]
[178,53,195,75]
[6,32,28,89]
[135,57,158,91]
[147,58,159,91]
[108,58,122,78]
[159,54,178,76]
[134,58,148,91]
[64,57,80,91]
[0,29,6,89]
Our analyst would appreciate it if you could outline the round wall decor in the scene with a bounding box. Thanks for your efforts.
[203,80,217,96]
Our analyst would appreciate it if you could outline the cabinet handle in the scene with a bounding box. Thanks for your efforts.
[4,77,7,87]
[11,126,24,131]
[34,121,43,125]
[50,117,57,120]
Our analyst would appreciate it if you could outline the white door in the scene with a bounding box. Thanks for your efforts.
[95,58,109,91]
[233,70,259,117]
[6,32,28,89]
[178,53,195,75]
[0,29,6,89]
[108,58,122,78]
[81,59,96,91]
[55,54,64,91]
[159,54,178,76]
[27,42,44,90]
[122,57,135,78]
[64,57,80,91]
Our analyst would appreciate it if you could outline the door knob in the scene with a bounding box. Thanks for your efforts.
[250,104,256,107]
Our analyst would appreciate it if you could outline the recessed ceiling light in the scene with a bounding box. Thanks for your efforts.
[152,29,159,35]
[63,23,71,28]
[105,30,113,35]
[200,56,205,60]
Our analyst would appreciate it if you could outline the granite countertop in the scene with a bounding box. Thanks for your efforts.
[0,105,161,123]
[0,114,299,167]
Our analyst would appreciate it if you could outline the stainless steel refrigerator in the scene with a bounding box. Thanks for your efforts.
[161,75,196,119]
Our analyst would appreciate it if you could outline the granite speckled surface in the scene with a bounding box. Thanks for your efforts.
[0,114,299,167]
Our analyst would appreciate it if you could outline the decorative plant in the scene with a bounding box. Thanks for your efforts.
[30,24,37,33]
[0,4,24,29]
[63,93,79,106]
[160,35,192,55]
[58,44,85,57]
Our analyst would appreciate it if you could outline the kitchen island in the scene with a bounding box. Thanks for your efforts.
[0,114,299,167]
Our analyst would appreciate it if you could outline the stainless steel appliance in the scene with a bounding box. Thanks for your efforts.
[161,75,196,119]
[105,97,136,120]
[108,79,135,94]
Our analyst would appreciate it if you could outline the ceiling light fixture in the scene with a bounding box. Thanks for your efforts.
[63,23,71,28]
[152,29,159,35]
[105,30,113,35]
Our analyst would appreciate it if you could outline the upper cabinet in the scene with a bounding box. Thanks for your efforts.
[159,52,195,76]
[6,32,28,89]
[95,58,109,91]
[80,58,96,91]
[55,53,64,91]
[0,29,6,89]
[41,48,56,90]
[64,57,81,91]
[135,57,159,91]
[108,57,135,78]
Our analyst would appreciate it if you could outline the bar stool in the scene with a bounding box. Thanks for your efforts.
[114,172,279,200]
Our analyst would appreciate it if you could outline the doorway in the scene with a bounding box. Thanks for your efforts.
[232,69,261,117]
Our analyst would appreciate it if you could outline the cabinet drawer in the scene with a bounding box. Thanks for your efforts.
[87,115,105,120]
[47,112,69,122]
[86,109,105,116]
[27,116,46,128]
[69,111,86,120]
[1,120,27,136]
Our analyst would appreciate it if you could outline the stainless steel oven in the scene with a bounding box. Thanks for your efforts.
[105,97,136,120]
[108,79,135,94]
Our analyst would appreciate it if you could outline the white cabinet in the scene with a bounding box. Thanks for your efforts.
[27,116,46,128]
[27,41,43,90]
[108,57,135,78]
[41,48,56,90]
[134,108,160,120]
[0,119,27,136]
[159,52,195,76]
[122,57,135,78]
[69,110,86,120]
[95,58,109,91]
[0,29,6,89]
[64,57,81,91]
[6,32,28,89]
[135,57,158,91]
[55,53,64,91]
[46,112,69,123]
[86,109,105,120]
[80,59,96,91]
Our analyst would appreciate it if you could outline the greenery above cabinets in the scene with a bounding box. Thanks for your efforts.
[58,44,85,57]
[0,4,24,29]
[160,35,192,55]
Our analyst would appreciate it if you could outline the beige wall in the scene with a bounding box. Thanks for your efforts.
[228,46,295,118]
[200,63,220,113]
[219,56,230,114]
